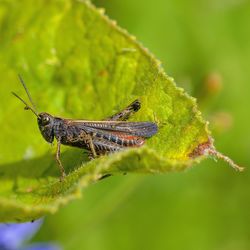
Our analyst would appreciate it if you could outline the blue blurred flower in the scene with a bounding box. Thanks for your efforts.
[0,219,61,250]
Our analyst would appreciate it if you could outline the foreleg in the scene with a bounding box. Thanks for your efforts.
[55,140,66,181]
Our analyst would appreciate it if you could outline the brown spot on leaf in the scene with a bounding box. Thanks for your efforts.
[189,138,213,158]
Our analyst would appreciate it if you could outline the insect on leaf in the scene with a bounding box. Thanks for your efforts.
[0,0,242,222]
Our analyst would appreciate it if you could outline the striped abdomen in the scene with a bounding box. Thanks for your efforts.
[94,131,144,148]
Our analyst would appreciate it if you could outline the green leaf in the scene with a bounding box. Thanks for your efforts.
[0,0,241,222]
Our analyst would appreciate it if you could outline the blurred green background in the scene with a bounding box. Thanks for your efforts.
[29,0,250,249]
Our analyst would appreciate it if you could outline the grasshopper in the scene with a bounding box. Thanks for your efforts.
[12,76,158,181]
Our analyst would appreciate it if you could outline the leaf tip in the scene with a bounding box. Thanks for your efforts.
[189,137,244,172]
[207,149,244,172]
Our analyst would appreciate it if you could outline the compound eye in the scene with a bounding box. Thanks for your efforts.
[42,116,50,125]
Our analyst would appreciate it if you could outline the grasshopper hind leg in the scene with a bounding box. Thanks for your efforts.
[86,138,122,160]
[106,99,141,121]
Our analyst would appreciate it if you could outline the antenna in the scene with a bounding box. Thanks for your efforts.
[11,75,39,117]
[11,92,38,117]
[18,74,37,111]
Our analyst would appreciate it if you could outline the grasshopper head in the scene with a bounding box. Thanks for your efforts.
[38,112,54,143]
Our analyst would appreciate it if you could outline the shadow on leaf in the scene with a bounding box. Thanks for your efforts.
[0,148,89,179]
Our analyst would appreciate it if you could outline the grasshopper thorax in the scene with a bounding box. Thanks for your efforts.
[38,112,55,143]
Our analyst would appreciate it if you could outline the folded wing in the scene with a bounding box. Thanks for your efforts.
[66,120,158,148]
[69,120,158,137]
